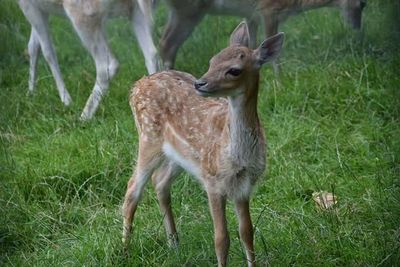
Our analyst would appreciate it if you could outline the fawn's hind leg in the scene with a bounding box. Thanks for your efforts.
[151,160,182,247]
[122,142,164,245]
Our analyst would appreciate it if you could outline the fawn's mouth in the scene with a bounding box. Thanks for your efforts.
[195,87,215,96]
[195,86,244,98]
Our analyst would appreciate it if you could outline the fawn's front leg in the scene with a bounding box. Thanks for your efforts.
[235,199,256,267]
[208,192,229,267]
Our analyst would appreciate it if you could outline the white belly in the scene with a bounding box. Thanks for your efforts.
[162,142,203,183]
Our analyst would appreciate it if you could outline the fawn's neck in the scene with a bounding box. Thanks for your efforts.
[226,74,261,165]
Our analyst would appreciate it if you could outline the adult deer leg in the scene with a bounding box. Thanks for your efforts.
[160,11,204,69]
[65,7,119,120]
[246,16,259,49]
[27,28,41,93]
[18,1,71,105]
[132,3,160,74]
[262,13,280,74]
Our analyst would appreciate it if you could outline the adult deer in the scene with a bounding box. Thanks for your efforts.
[18,0,159,120]
[160,0,366,69]
[122,22,284,266]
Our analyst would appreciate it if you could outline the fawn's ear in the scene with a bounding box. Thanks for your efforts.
[229,21,250,47]
[253,32,285,68]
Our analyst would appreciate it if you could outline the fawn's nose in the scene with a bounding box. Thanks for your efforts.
[194,80,208,90]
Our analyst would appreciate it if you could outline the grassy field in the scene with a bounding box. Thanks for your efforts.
[1,0,399,266]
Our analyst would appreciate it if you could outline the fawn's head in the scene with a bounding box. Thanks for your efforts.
[194,22,284,98]
[336,0,366,29]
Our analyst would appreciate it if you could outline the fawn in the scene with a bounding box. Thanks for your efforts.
[18,0,159,120]
[160,0,365,69]
[123,21,284,266]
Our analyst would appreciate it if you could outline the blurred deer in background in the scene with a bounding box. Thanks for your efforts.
[122,21,284,266]
[18,0,159,120]
[160,0,366,69]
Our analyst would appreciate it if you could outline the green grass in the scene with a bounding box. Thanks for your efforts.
[1,0,399,266]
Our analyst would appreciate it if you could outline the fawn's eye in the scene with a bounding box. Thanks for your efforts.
[226,68,242,77]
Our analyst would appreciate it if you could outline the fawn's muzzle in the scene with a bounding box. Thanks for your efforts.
[194,80,208,90]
